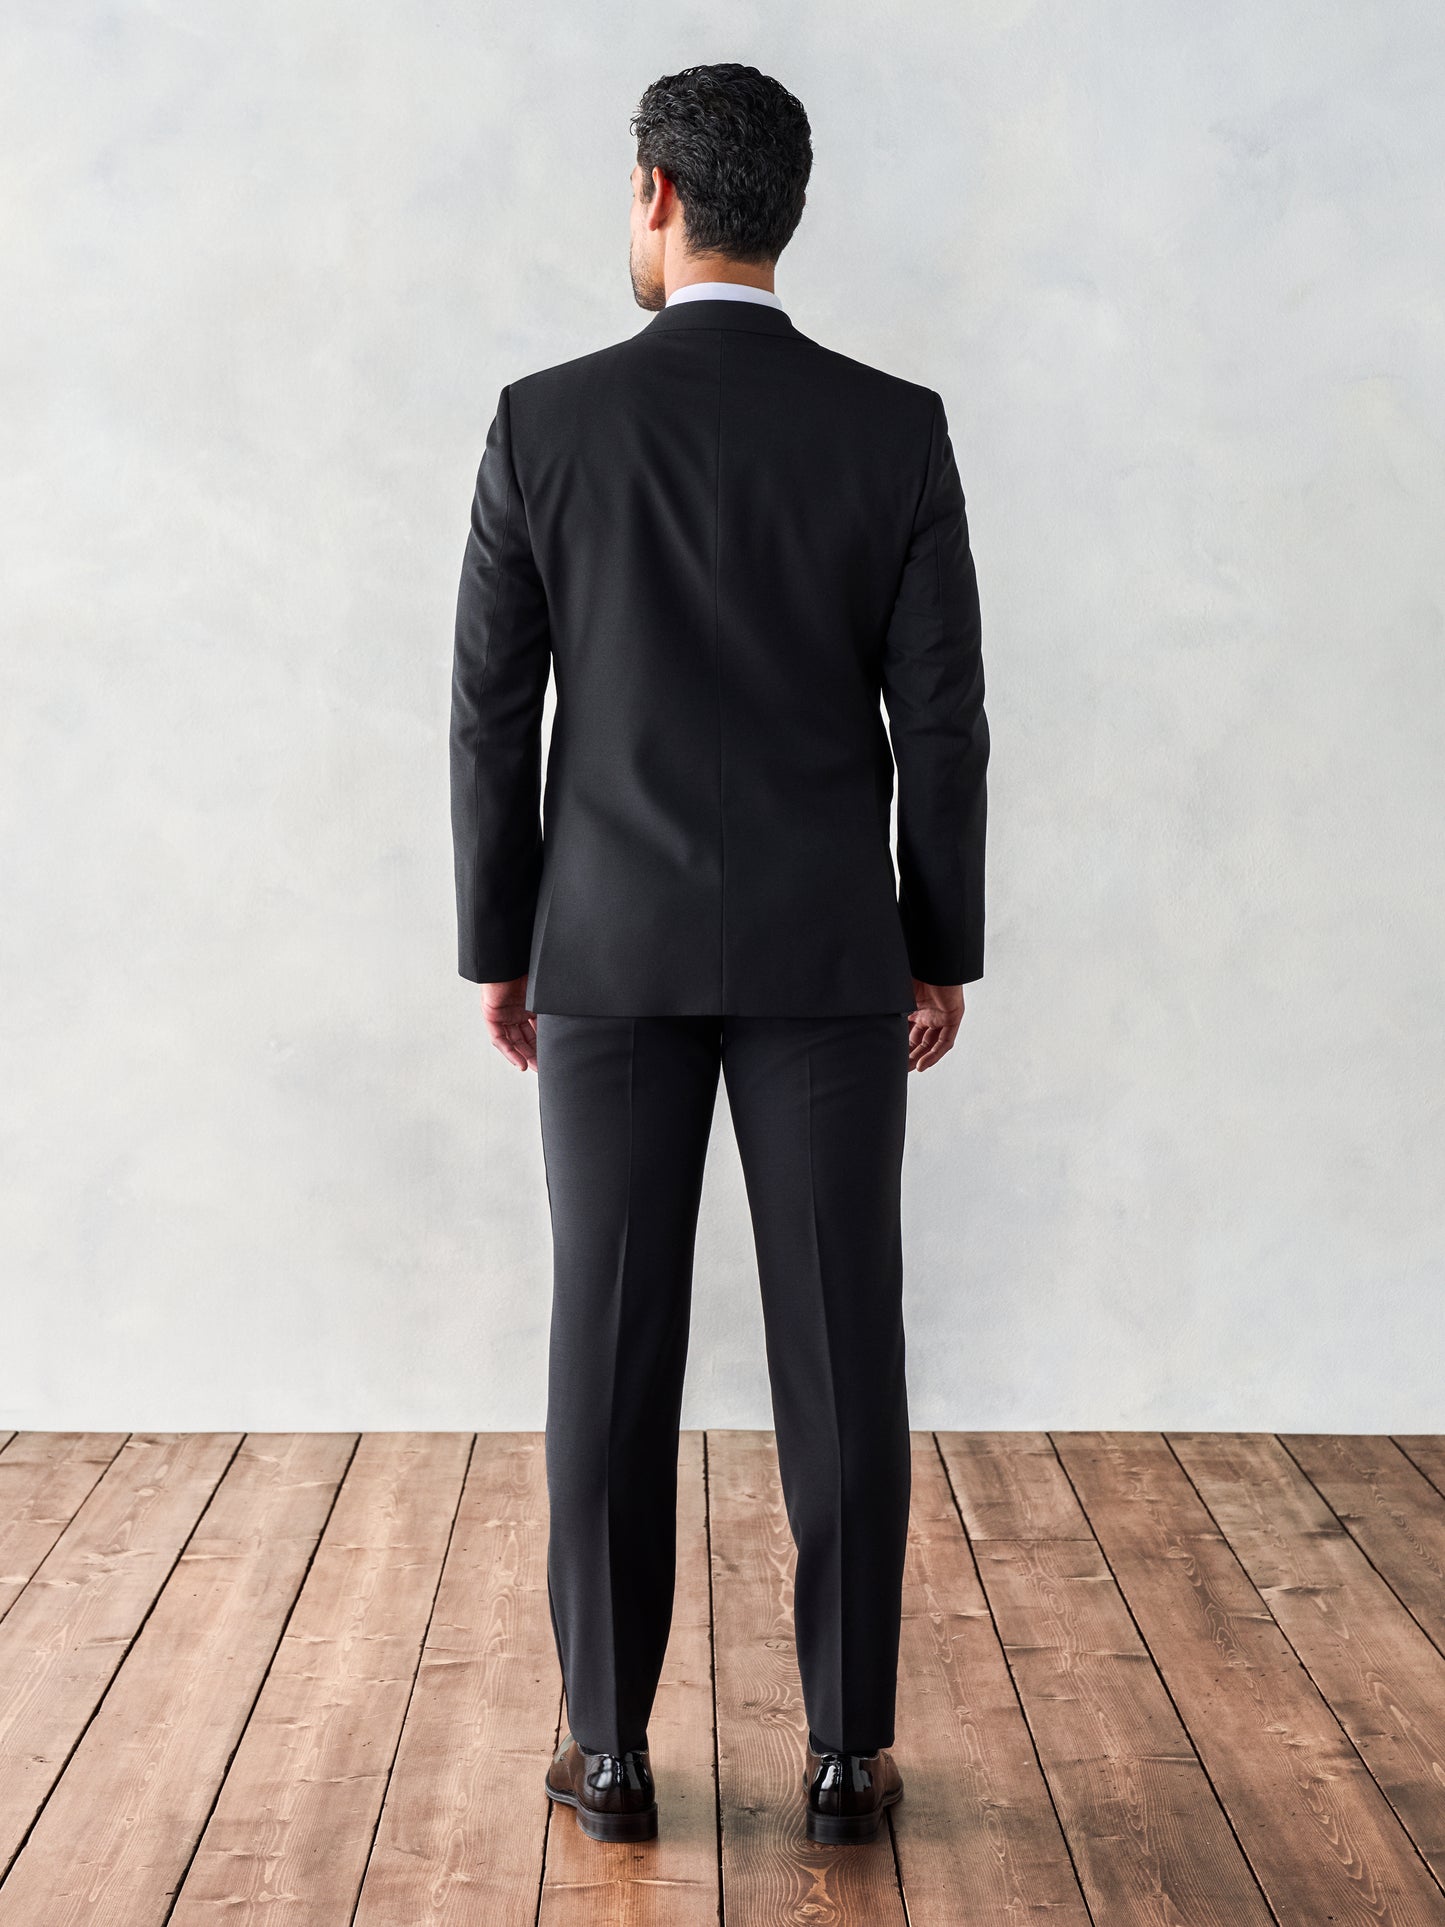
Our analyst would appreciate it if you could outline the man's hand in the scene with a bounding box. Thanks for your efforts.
[907,980,964,1071]
[481,976,537,1071]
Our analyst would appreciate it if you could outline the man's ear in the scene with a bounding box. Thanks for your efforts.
[645,167,676,232]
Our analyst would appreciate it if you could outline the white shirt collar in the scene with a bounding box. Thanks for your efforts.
[665,280,783,310]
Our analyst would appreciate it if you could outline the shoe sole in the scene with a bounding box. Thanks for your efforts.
[545,1781,659,1843]
[804,1780,903,1844]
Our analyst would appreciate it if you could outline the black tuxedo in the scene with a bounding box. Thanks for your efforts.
[450,297,988,1012]
[449,296,989,1760]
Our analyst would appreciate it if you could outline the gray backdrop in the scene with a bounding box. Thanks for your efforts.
[4,2,1442,1431]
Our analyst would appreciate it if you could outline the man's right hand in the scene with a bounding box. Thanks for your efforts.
[480,975,538,1071]
[907,981,964,1071]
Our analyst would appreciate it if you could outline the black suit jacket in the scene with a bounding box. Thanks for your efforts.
[450,297,989,1015]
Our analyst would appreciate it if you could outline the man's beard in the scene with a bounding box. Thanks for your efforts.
[629,243,665,312]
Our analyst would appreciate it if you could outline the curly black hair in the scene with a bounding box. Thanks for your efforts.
[630,63,813,264]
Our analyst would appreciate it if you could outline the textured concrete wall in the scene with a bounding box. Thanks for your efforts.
[3,2,1442,1429]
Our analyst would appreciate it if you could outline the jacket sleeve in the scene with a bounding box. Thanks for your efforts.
[881,389,990,987]
[449,384,553,984]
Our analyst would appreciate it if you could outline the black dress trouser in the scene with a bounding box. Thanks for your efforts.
[535,1011,912,1760]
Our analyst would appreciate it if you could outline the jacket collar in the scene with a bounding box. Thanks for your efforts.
[640,299,799,339]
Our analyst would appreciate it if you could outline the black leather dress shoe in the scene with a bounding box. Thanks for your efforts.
[545,1731,659,1842]
[803,1744,904,1843]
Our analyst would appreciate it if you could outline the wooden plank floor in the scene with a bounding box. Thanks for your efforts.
[1,1432,1443,1925]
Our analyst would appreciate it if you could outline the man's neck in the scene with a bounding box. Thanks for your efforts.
[665,255,776,300]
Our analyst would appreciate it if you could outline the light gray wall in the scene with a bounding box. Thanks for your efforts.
[3,2,1442,1431]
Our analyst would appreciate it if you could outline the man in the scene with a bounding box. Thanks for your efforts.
[449,63,988,1846]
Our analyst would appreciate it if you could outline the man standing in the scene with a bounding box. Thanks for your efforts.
[449,63,988,1846]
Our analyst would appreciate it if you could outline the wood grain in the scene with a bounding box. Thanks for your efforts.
[708,1429,907,1925]
[539,1429,720,1924]
[0,1431,241,1875]
[0,1434,128,1620]
[1396,1438,1445,1506]
[893,1434,1089,1924]
[0,1434,355,1925]
[937,1431,1092,1542]
[1286,1435,1445,1655]
[941,1432,1270,1926]
[1057,1430,1445,1925]
[168,1432,472,1927]
[1173,1430,1445,1881]
[351,1432,560,1927]
[3,1429,1444,1926]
